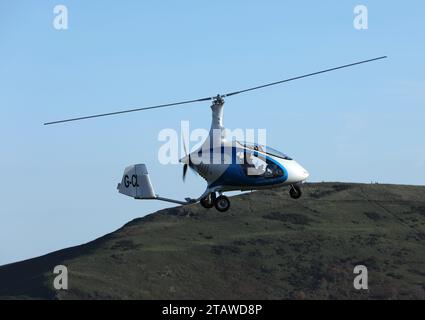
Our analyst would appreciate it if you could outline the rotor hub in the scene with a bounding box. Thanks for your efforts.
[213,94,225,106]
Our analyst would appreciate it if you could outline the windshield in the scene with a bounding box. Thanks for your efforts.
[237,141,293,160]
[264,146,293,160]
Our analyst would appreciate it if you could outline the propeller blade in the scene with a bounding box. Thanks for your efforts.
[183,164,188,182]
[181,128,190,183]
[182,133,188,157]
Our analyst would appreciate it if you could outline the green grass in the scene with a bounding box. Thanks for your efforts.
[1,182,425,300]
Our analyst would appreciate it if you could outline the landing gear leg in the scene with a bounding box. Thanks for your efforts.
[214,194,231,212]
[289,184,302,199]
[200,193,216,209]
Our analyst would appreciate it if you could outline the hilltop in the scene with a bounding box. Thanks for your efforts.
[1,183,425,300]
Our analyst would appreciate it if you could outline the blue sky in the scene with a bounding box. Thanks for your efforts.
[0,1,424,265]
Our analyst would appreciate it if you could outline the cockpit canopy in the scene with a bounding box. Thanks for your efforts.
[237,141,293,160]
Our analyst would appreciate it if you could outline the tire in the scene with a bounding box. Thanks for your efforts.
[290,185,302,199]
[214,195,231,212]
[200,193,215,209]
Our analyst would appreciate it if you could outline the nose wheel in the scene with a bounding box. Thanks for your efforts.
[200,193,215,209]
[289,184,302,199]
[200,193,231,212]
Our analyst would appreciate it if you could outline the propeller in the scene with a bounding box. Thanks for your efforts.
[182,131,190,182]
[44,56,387,126]
[183,163,189,182]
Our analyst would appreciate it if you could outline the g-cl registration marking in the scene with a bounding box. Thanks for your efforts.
[124,175,139,188]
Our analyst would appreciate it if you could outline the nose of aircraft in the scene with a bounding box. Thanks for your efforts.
[300,166,310,181]
[288,161,310,183]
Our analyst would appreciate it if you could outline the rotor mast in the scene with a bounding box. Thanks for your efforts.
[209,95,226,145]
[210,95,225,131]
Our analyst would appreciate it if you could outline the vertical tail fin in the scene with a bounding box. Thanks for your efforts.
[117,164,156,199]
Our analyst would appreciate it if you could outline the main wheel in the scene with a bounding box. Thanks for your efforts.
[200,193,215,209]
[289,185,302,199]
[214,195,231,212]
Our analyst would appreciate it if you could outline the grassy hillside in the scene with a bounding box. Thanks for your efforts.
[1,183,425,300]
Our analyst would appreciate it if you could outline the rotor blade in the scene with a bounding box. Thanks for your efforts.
[44,56,387,126]
[223,56,387,98]
[44,96,213,125]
